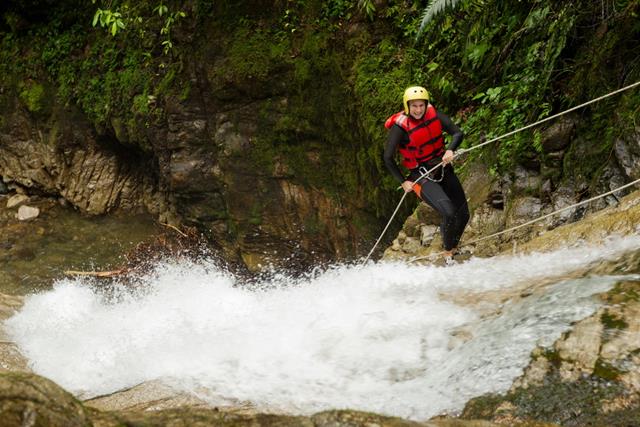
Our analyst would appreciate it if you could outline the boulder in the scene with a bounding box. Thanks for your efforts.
[555,314,604,381]
[0,373,92,427]
[6,194,28,208]
[505,197,542,227]
[512,166,542,194]
[401,236,422,254]
[17,205,39,221]
[541,115,576,152]
[420,224,439,246]
[613,127,640,180]
[550,184,580,226]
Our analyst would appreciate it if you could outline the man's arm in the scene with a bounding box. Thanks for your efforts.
[438,111,464,151]
[383,125,406,183]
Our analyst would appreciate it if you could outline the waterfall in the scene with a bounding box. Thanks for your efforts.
[7,234,640,420]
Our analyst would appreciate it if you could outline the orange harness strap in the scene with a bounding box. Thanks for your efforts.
[412,182,423,200]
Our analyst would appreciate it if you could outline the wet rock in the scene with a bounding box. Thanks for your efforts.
[6,194,28,208]
[0,370,505,427]
[0,372,92,427]
[420,224,438,246]
[8,184,26,195]
[555,314,603,381]
[401,236,422,254]
[541,115,576,152]
[16,205,39,221]
[613,127,640,180]
[599,302,640,382]
[215,120,249,155]
[516,189,640,254]
[467,205,504,237]
[84,380,211,412]
[415,203,441,225]
[512,166,542,194]
[505,197,542,227]
[550,184,580,226]
[402,214,422,238]
[511,354,551,390]
[461,161,495,212]
[0,293,28,373]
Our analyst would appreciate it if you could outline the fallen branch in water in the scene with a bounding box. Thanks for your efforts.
[159,222,188,237]
[64,268,129,278]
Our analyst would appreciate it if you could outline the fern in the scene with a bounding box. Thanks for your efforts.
[417,0,463,40]
[358,0,376,20]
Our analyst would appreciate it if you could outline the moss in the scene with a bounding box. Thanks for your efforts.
[592,359,624,381]
[179,81,191,102]
[462,372,630,426]
[601,311,629,330]
[540,348,563,368]
[132,94,150,115]
[602,280,640,305]
[219,27,291,82]
[18,81,45,113]
[248,202,263,226]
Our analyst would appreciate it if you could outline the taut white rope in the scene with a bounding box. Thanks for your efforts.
[407,176,640,263]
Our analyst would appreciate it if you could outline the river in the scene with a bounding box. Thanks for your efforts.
[5,233,640,420]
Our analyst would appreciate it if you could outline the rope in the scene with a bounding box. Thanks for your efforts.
[360,80,640,266]
[469,80,640,153]
[361,161,445,264]
[408,176,640,263]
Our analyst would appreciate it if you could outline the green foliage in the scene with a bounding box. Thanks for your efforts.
[357,0,376,19]
[418,0,463,40]
[90,0,186,56]
[93,8,126,36]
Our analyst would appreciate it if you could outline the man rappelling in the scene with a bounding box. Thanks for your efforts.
[383,86,469,265]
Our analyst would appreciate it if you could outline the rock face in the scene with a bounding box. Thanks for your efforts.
[462,283,640,426]
[0,373,92,427]
[0,373,508,427]
[0,293,28,373]
[614,126,640,180]
[0,105,160,217]
[0,52,375,272]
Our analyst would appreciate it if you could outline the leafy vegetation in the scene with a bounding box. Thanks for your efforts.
[91,0,186,55]
[0,0,638,229]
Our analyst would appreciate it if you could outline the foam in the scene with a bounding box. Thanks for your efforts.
[7,234,640,419]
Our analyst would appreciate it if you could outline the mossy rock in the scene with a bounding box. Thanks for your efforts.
[461,372,635,426]
[0,372,91,427]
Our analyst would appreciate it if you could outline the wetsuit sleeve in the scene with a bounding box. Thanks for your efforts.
[437,112,464,151]
[384,125,407,183]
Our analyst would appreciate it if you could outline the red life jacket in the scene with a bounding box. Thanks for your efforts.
[384,105,445,169]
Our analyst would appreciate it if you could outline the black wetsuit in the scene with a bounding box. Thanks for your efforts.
[384,110,470,251]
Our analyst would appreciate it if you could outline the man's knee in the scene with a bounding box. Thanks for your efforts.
[439,201,457,220]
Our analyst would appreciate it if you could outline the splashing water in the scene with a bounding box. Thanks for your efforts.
[6,235,640,420]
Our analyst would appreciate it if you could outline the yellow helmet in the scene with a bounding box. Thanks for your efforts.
[403,86,430,114]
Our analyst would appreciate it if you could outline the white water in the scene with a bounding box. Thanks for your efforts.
[6,235,640,420]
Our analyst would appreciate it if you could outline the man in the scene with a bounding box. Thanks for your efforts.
[384,86,469,264]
